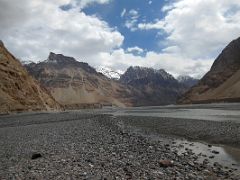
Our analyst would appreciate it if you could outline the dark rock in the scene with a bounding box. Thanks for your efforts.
[212,150,220,154]
[31,153,42,160]
[209,155,215,159]
[159,160,174,167]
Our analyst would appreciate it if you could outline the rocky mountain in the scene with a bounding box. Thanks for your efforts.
[97,67,122,80]
[120,66,187,106]
[0,41,61,113]
[26,55,190,107]
[25,52,135,108]
[177,75,199,88]
[178,37,240,104]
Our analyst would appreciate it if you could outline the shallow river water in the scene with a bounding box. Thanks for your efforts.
[97,103,240,173]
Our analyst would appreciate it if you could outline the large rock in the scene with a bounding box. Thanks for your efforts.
[178,37,240,104]
[0,41,61,113]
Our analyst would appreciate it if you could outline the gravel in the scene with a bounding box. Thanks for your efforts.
[116,115,240,148]
[0,111,239,179]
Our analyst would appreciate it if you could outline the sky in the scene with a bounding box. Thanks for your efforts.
[0,0,240,78]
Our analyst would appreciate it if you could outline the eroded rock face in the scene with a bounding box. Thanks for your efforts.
[178,37,240,104]
[25,53,134,108]
[120,66,187,106]
[0,41,61,113]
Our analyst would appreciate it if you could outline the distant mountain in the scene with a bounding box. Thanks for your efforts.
[97,67,122,80]
[0,41,61,113]
[120,66,174,84]
[25,52,135,108]
[20,60,35,65]
[25,56,190,107]
[178,37,240,104]
[120,66,187,106]
[177,75,199,88]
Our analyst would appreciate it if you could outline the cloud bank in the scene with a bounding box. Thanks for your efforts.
[0,0,240,78]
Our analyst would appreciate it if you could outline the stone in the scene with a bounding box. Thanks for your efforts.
[212,150,220,154]
[159,160,174,167]
[31,153,42,160]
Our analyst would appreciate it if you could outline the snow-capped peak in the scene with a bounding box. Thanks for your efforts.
[177,75,195,82]
[97,67,123,80]
[20,60,36,65]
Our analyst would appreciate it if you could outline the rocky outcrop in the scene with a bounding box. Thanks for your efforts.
[178,37,240,104]
[120,66,187,106]
[25,53,134,108]
[0,41,61,113]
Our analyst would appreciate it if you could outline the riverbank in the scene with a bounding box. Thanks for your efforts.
[0,112,239,179]
[115,115,240,149]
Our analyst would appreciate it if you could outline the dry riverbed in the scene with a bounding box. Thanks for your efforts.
[0,111,239,179]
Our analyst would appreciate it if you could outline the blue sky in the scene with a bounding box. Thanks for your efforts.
[1,0,240,78]
[82,0,167,54]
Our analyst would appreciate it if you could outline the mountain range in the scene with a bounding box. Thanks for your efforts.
[25,52,135,108]
[1,36,239,113]
[25,53,192,108]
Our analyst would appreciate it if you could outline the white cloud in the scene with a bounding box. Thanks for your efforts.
[138,0,240,59]
[126,46,144,54]
[129,9,138,17]
[1,0,238,79]
[121,8,126,17]
[70,0,111,8]
[125,19,138,32]
[0,0,123,62]
[95,49,213,78]
[161,4,173,12]
[124,9,139,31]
[148,1,152,5]
[138,21,165,30]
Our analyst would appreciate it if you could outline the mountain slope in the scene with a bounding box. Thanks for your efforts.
[120,66,187,106]
[0,41,61,113]
[178,37,240,104]
[25,53,134,108]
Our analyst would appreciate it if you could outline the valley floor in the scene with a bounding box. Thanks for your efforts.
[0,104,240,179]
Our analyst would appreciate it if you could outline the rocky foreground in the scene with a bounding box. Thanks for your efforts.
[0,112,239,179]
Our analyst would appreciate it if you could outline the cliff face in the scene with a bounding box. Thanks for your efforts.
[178,37,240,104]
[0,41,61,113]
[25,53,134,108]
[120,66,187,106]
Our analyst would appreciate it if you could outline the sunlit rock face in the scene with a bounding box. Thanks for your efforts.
[25,52,136,108]
[0,41,61,113]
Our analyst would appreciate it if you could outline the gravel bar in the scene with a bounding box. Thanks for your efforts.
[0,112,239,179]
